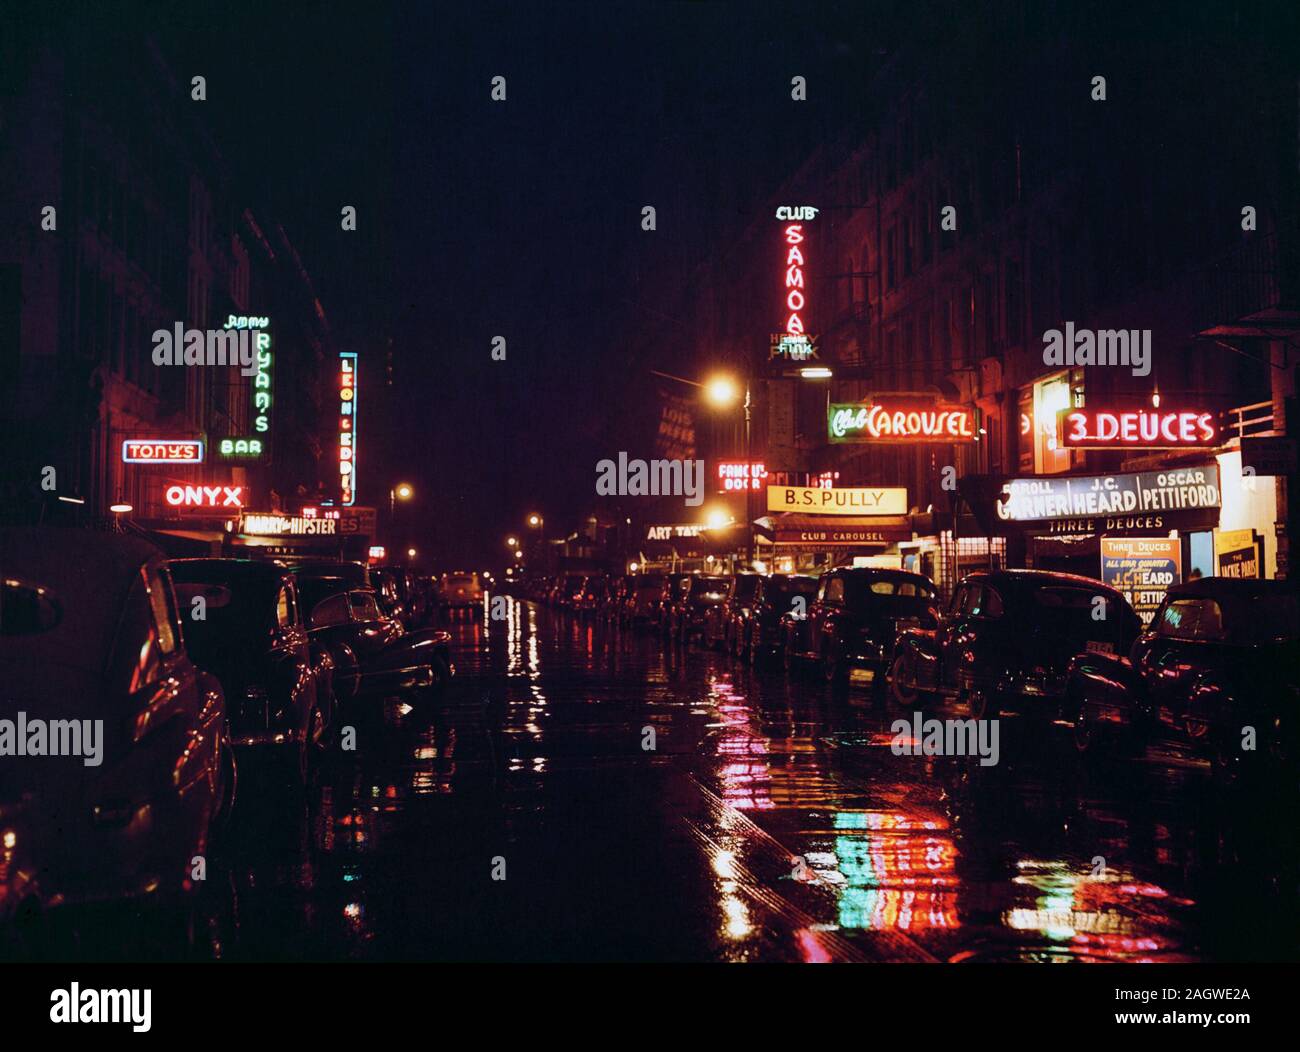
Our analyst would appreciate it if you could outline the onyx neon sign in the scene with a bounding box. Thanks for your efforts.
[1057,408,1219,449]
[828,402,977,443]
[164,485,244,509]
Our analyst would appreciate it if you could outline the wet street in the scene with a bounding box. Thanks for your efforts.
[35,596,1295,964]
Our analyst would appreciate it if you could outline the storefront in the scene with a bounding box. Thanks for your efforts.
[988,461,1224,620]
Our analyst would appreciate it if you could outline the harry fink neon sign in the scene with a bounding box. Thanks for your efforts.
[338,352,358,505]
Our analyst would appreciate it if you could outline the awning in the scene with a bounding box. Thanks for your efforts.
[145,528,226,557]
[756,514,912,547]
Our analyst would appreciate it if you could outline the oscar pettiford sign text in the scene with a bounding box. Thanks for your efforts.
[997,466,1220,523]
[768,486,907,516]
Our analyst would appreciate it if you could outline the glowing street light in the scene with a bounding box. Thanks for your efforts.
[407,547,417,559]
[506,536,518,548]
[703,506,734,531]
[705,375,740,408]
[109,503,133,514]
[527,513,542,527]
[514,550,523,560]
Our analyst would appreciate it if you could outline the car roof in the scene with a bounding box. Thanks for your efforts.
[962,568,1119,590]
[0,527,166,674]
[1166,577,1298,600]
[170,557,291,587]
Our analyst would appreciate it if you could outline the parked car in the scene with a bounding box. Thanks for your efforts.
[783,568,939,691]
[0,529,233,932]
[624,573,668,624]
[891,569,1141,719]
[440,571,483,613]
[604,575,633,621]
[554,573,587,611]
[294,580,454,699]
[170,559,336,783]
[1066,577,1300,767]
[666,575,731,645]
[704,573,761,651]
[737,573,819,662]
[573,574,609,616]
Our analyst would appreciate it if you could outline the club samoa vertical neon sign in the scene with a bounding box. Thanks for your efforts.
[338,352,357,505]
[774,206,818,361]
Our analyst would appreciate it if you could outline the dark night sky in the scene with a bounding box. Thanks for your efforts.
[126,0,892,568]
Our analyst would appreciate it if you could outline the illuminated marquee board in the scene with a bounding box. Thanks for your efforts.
[828,402,977,443]
[338,351,358,505]
[717,461,767,491]
[996,465,1221,524]
[164,484,244,509]
[218,316,272,460]
[242,513,338,537]
[1057,408,1219,449]
[122,439,204,464]
[771,206,818,361]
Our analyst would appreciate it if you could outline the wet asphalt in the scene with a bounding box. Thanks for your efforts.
[19,596,1300,962]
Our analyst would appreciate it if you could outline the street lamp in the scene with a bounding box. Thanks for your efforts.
[506,536,518,548]
[407,547,417,559]
[390,482,414,515]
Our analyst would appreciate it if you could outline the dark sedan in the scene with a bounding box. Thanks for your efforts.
[704,573,761,652]
[297,581,454,700]
[892,569,1141,719]
[784,568,939,691]
[0,528,232,932]
[737,573,819,662]
[1067,577,1300,769]
[666,575,731,646]
[170,559,335,783]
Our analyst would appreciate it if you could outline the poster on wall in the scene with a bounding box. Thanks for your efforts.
[1214,528,1262,579]
[1100,537,1181,625]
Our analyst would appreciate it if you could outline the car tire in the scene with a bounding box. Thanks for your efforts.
[889,651,927,709]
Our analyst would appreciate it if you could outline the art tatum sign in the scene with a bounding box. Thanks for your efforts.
[828,401,977,443]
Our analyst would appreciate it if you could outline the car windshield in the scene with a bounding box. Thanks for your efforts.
[1029,585,1124,639]
[171,577,273,661]
[844,574,936,607]
[1221,593,1300,643]
[769,576,819,600]
[688,577,729,599]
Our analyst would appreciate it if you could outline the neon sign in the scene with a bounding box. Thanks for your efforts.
[164,484,244,509]
[772,208,818,361]
[717,462,767,491]
[122,439,203,464]
[828,402,977,443]
[1057,408,1218,449]
[217,316,272,460]
[338,351,357,505]
[242,513,337,537]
